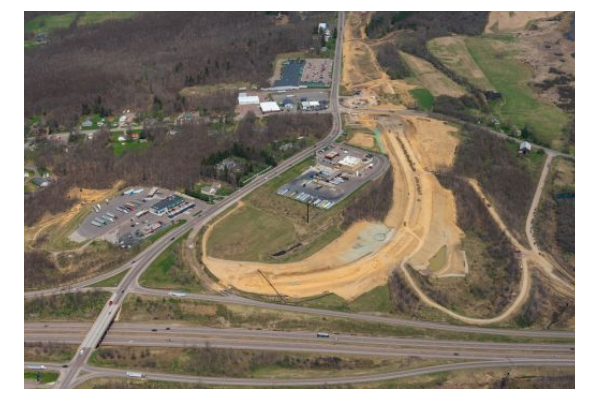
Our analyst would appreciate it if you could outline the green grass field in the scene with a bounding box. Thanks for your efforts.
[465,36,569,148]
[25,13,78,34]
[24,371,59,384]
[410,88,435,111]
[139,234,205,293]
[207,205,297,262]
[428,246,447,272]
[90,269,128,288]
[206,155,374,263]
[78,11,137,25]
[427,37,494,91]
[113,139,149,156]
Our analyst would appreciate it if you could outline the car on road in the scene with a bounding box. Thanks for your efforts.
[109,300,113,306]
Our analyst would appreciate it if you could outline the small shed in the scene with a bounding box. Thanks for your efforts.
[519,141,532,154]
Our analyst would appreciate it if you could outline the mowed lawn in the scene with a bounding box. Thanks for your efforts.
[207,205,297,262]
[465,36,569,148]
[25,12,78,34]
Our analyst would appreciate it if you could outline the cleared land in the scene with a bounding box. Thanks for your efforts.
[202,114,468,301]
[485,12,563,33]
[400,51,466,97]
[465,36,569,148]
[426,36,494,91]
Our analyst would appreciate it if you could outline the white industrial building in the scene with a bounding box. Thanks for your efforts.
[260,101,281,113]
[238,93,260,105]
[338,155,362,170]
[301,100,321,111]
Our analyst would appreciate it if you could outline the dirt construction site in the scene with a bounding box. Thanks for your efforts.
[195,11,574,325]
[201,113,468,300]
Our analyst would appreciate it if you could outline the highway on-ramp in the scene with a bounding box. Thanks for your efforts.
[53,11,346,390]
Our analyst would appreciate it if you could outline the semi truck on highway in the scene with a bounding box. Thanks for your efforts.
[26,364,46,371]
[316,332,330,338]
[126,371,146,378]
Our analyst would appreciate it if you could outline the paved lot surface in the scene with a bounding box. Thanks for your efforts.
[75,188,210,245]
[277,143,389,208]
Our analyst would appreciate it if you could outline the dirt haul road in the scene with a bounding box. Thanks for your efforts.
[201,115,469,302]
[201,116,420,301]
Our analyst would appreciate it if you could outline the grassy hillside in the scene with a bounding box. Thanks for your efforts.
[465,36,569,148]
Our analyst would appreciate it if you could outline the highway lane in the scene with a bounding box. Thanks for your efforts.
[24,323,574,360]
[26,332,573,361]
[54,11,346,390]
[131,286,575,339]
[71,359,574,388]
[23,322,575,352]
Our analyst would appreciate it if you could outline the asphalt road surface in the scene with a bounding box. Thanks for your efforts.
[25,322,574,362]
[25,11,575,389]
[52,11,347,390]
[60,360,574,388]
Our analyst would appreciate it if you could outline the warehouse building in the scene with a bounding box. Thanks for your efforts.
[151,194,185,216]
[238,93,260,105]
[259,101,281,113]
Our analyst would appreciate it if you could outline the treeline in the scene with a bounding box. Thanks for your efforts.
[366,12,488,39]
[388,270,422,316]
[341,167,393,228]
[376,43,411,80]
[366,12,491,115]
[515,273,574,330]
[432,175,521,314]
[94,346,376,378]
[450,125,538,242]
[25,114,332,226]
[25,11,329,126]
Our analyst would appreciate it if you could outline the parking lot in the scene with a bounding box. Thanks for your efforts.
[276,144,389,209]
[75,187,211,247]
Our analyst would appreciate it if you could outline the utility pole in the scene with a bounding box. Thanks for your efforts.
[306,202,310,223]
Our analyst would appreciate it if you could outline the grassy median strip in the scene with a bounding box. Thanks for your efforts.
[89,346,447,379]
[120,295,572,344]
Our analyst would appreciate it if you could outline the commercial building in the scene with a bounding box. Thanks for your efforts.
[301,100,321,111]
[151,194,185,216]
[238,93,260,105]
[260,101,281,113]
[338,155,363,171]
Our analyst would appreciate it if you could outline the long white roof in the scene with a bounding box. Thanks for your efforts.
[260,101,281,112]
